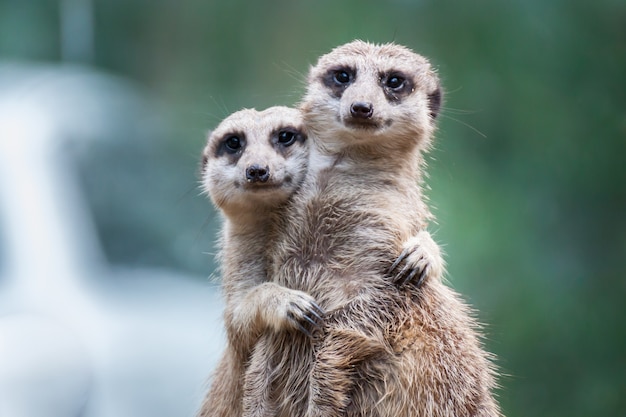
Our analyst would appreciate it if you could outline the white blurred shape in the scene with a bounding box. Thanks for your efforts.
[0,98,103,302]
[0,314,91,417]
[0,63,224,417]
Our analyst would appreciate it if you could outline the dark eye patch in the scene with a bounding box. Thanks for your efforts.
[386,75,405,89]
[321,66,356,98]
[333,70,351,85]
[215,131,246,159]
[380,71,414,103]
[225,135,243,152]
[277,130,296,146]
[272,126,306,155]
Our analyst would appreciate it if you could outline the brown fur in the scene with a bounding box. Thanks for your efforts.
[197,105,442,416]
[241,41,501,417]
[197,105,444,416]
[198,107,321,417]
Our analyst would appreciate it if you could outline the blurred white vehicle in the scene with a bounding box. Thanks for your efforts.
[0,63,224,417]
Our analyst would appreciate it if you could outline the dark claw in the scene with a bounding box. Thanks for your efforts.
[302,313,319,328]
[391,256,414,285]
[392,253,429,288]
[309,303,325,321]
[400,267,420,287]
[288,303,324,337]
[388,248,410,276]
[399,264,428,288]
[416,267,428,287]
[311,301,325,315]
[288,311,312,337]
[395,263,412,283]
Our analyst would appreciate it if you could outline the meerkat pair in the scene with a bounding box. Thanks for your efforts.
[200,41,501,416]
[199,107,437,417]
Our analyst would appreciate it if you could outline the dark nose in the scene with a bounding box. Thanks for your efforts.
[246,164,270,183]
[350,101,374,119]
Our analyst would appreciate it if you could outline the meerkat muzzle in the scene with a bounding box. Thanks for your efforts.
[245,164,270,183]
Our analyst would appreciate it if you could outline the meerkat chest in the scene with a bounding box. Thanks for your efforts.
[271,171,416,295]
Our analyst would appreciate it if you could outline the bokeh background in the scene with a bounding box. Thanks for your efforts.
[1,0,624,416]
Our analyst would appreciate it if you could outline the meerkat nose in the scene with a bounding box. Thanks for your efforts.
[246,164,270,183]
[350,102,374,119]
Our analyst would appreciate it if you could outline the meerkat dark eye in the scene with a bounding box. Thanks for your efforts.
[224,135,242,152]
[333,70,351,84]
[278,130,296,146]
[386,75,405,90]
[331,68,355,86]
[381,72,413,103]
[323,67,355,98]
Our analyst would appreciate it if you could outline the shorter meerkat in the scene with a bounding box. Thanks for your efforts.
[198,106,442,417]
[198,107,323,417]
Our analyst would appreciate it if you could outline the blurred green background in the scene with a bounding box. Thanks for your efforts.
[1,0,624,415]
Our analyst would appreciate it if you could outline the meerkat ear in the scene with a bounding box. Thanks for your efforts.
[427,85,442,119]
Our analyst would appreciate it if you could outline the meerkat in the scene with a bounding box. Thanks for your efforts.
[198,107,324,417]
[242,41,501,417]
[198,106,442,417]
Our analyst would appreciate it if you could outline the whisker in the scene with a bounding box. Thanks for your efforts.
[440,106,483,116]
[440,113,487,138]
[274,60,307,86]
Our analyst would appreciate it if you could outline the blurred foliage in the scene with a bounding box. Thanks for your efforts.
[1,0,625,415]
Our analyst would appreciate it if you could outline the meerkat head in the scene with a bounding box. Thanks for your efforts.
[301,40,441,153]
[201,106,308,216]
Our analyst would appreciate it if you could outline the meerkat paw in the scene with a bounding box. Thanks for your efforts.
[261,287,325,337]
[285,291,326,337]
[388,230,445,288]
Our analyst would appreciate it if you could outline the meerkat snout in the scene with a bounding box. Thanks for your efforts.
[350,101,374,119]
[245,164,270,183]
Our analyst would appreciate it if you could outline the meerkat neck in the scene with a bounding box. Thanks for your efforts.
[224,216,270,238]
[310,136,424,181]
[221,207,272,237]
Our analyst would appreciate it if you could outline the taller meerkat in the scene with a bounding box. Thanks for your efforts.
[242,41,500,417]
